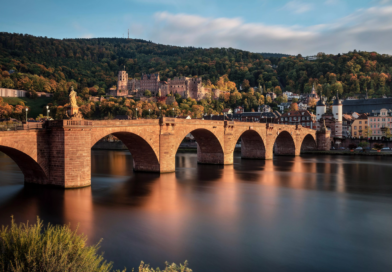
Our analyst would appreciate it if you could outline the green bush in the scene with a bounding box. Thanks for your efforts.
[0,217,116,272]
[0,218,192,272]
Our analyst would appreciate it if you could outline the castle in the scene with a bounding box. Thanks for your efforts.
[110,69,213,100]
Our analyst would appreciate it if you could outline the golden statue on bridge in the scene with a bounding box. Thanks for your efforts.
[69,86,78,108]
[66,86,83,120]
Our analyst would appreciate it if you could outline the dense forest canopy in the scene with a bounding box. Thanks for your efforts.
[278,52,392,99]
[0,32,281,94]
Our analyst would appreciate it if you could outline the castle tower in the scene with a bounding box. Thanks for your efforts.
[332,92,343,138]
[117,66,128,93]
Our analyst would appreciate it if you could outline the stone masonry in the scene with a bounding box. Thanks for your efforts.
[0,118,327,188]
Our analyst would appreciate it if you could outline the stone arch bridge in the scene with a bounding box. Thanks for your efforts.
[0,118,330,188]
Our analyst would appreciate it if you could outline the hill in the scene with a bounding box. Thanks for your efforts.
[0,32,279,93]
[277,52,392,98]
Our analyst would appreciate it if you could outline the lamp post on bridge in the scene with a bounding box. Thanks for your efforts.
[25,108,29,129]
[159,106,161,118]
[172,108,175,117]
[46,106,49,119]
[135,108,138,119]
[148,109,151,119]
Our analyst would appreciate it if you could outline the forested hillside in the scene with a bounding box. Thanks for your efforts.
[278,52,392,99]
[0,32,279,94]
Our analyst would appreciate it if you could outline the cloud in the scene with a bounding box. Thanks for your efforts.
[282,1,313,14]
[135,6,392,55]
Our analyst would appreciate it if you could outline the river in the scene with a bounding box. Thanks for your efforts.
[1,150,392,272]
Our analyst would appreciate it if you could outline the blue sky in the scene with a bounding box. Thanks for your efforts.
[1,0,392,55]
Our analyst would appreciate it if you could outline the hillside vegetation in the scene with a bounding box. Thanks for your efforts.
[0,32,280,94]
[1,33,392,120]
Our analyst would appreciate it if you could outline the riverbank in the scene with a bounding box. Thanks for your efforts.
[302,150,392,156]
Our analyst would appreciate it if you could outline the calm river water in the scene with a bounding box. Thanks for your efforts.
[1,151,392,271]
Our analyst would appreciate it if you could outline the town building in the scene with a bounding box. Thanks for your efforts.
[342,114,354,138]
[234,106,244,114]
[351,114,368,138]
[260,111,281,123]
[265,92,277,100]
[279,110,316,129]
[298,102,308,110]
[303,84,320,104]
[278,102,291,112]
[368,108,392,140]
[343,98,392,114]
[222,108,233,115]
[0,88,27,97]
[283,91,300,101]
[258,104,272,113]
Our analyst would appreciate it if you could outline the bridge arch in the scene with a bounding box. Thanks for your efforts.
[274,130,296,156]
[233,129,266,159]
[91,130,160,172]
[0,145,48,184]
[300,134,317,153]
[174,128,224,165]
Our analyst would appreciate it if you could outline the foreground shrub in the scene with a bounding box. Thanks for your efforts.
[0,217,116,272]
[0,218,191,272]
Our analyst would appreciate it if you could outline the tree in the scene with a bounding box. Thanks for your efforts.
[241,79,250,91]
[290,102,299,111]
[358,141,368,149]
[373,143,384,150]
[363,127,373,138]
[266,95,272,104]
[144,90,152,98]
[274,86,282,96]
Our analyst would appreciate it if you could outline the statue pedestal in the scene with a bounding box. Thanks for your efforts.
[66,105,83,120]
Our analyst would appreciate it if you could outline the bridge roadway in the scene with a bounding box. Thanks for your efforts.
[0,117,330,188]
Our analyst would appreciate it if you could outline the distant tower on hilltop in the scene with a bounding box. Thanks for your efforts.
[117,66,128,92]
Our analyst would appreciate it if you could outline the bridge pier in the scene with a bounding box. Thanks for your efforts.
[49,127,92,188]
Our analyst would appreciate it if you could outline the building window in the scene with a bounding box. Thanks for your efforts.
[302,112,304,115]
[359,126,362,130]
[359,121,362,124]
[354,126,357,129]
[365,121,367,124]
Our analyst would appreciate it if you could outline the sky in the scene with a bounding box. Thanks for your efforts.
[1,0,392,55]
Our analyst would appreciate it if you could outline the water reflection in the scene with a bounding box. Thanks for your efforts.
[0,151,392,271]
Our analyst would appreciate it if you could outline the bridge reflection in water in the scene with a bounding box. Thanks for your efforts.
[1,151,392,271]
